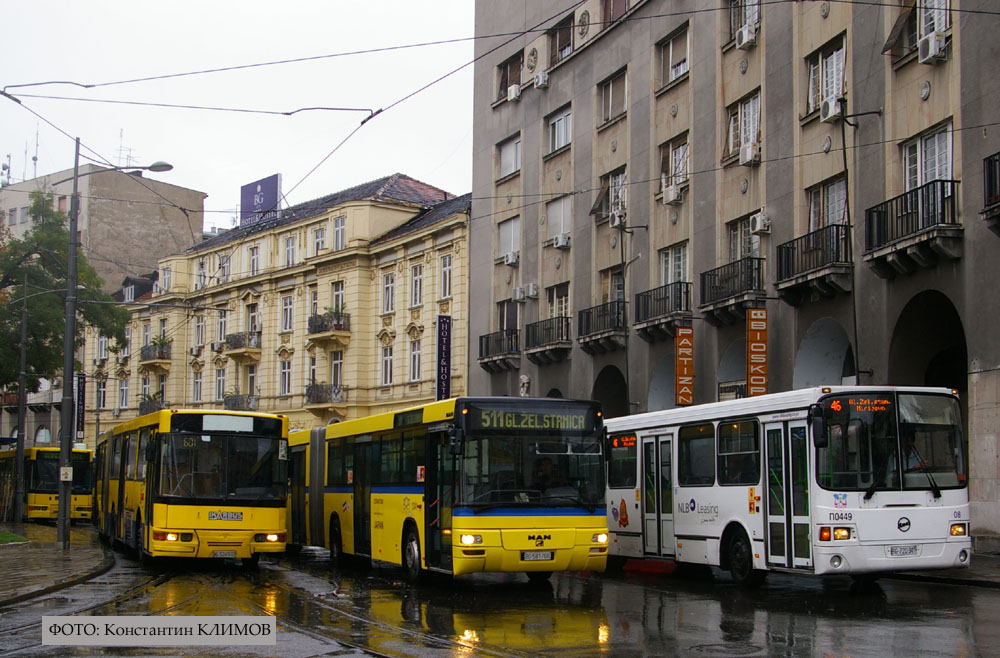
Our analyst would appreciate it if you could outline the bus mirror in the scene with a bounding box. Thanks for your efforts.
[810,405,827,448]
[448,427,464,455]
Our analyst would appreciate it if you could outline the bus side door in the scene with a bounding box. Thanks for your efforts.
[353,436,375,557]
[642,434,675,557]
[764,421,812,569]
[289,444,307,546]
[425,430,455,571]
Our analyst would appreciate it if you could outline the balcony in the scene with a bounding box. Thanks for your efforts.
[775,224,853,306]
[864,179,962,279]
[138,398,167,415]
[303,383,347,418]
[577,301,628,354]
[478,329,520,373]
[224,331,262,363]
[982,152,1000,234]
[305,311,352,351]
[138,343,172,372]
[223,394,259,411]
[698,257,766,326]
[634,282,692,342]
[524,316,572,365]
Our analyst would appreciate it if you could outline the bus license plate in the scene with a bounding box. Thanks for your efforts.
[213,550,237,558]
[889,545,918,557]
[523,551,553,561]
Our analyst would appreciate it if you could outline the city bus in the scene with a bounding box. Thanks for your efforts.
[95,409,289,564]
[288,396,609,581]
[604,386,971,586]
[0,446,94,522]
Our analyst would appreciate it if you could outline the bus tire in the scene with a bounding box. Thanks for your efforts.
[329,519,344,567]
[242,553,260,569]
[402,526,422,583]
[727,529,766,588]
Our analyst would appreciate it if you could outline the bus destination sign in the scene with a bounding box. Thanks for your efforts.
[827,397,893,414]
[464,404,597,433]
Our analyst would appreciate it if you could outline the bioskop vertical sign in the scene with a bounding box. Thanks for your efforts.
[436,315,452,400]
[239,174,282,227]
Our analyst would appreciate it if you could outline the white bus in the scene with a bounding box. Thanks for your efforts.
[604,386,971,585]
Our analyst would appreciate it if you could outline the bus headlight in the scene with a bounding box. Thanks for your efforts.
[950,523,968,537]
[254,533,286,543]
[460,534,482,545]
[833,527,851,541]
[593,533,608,544]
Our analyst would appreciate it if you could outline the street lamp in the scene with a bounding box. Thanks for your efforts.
[56,138,172,550]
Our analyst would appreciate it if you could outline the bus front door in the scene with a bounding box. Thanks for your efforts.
[641,435,675,557]
[424,432,455,571]
[764,421,812,569]
[353,438,374,557]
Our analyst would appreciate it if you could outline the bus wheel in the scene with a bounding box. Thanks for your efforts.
[134,517,146,563]
[402,527,422,583]
[727,530,766,588]
[526,571,552,584]
[242,554,260,569]
[329,522,343,567]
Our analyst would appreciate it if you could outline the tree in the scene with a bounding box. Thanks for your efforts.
[0,191,129,391]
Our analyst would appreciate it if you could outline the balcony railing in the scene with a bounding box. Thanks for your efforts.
[700,257,765,306]
[308,311,351,333]
[634,282,691,323]
[985,151,1000,209]
[305,383,344,405]
[138,399,167,415]
[225,331,262,350]
[864,179,959,252]
[223,394,259,411]
[139,344,171,361]
[578,301,627,339]
[777,224,852,281]
[525,316,572,349]
[479,329,519,359]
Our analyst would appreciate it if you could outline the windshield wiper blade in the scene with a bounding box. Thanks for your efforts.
[911,451,942,499]
[864,451,893,501]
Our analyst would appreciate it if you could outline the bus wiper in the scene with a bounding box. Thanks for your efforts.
[911,450,942,500]
[864,451,893,501]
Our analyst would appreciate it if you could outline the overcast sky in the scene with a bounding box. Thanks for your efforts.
[1,1,475,229]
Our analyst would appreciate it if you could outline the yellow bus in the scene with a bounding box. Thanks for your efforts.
[95,409,289,565]
[288,397,609,582]
[0,446,94,522]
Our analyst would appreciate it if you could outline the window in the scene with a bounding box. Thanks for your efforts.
[331,280,345,312]
[660,135,689,187]
[658,26,689,86]
[333,216,345,251]
[159,319,168,339]
[96,381,106,410]
[217,309,227,341]
[118,379,129,410]
[410,263,423,307]
[7,209,14,226]
[58,196,68,213]
[547,282,570,319]
[281,294,293,332]
[498,216,521,256]
[728,214,761,261]
[730,0,761,40]
[603,0,628,24]
[382,271,395,314]
[215,368,226,401]
[381,345,394,386]
[497,299,519,331]
[903,123,952,190]
[247,303,259,332]
[660,242,689,284]
[284,236,296,267]
[546,196,572,240]
[279,360,291,396]
[550,16,574,65]
[678,423,715,486]
[309,286,319,316]
[246,364,257,395]
[409,339,421,382]
[498,135,521,178]
[593,168,627,219]
[143,324,151,347]
[196,259,207,288]
[920,0,950,37]
[307,355,317,385]
[157,374,166,400]
[20,207,28,224]
[726,92,760,158]
[122,328,131,357]
[160,266,171,292]
[123,285,134,303]
[718,420,760,485]
[600,70,627,124]
[330,350,343,387]
[497,50,523,102]
[548,106,572,153]
[313,226,327,254]
[808,178,847,231]
[248,245,260,276]
[807,38,845,114]
[142,377,150,399]
[440,254,452,299]
[601,268,625,303]
[218,254,230,282]
[194,314,205,346]
[192,371,202,402]
[97,335,108,359]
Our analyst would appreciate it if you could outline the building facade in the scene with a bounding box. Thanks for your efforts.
[80,174,469,437]
[470,1,1000,543]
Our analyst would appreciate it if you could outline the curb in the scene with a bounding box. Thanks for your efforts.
[0,547,116,609]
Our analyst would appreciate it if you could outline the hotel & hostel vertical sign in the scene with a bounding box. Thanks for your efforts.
[436,315,452,400]
[747,308,768,396]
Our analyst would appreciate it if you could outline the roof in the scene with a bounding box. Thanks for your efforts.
[188,173,451,253]
[369,193,471,246]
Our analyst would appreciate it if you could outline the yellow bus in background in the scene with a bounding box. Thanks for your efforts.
[0,446,93,522]
[288,396,609,581]
[95,409,288,565]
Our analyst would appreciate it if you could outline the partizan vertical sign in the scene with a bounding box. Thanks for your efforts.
[747,308,768,396]
[436,315,452,400]
[675,326,694,406]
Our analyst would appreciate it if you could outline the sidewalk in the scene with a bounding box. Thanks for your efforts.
[0,522,114,608]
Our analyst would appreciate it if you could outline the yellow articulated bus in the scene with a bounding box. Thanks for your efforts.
[288,396,609,582]
[95,409,289,565]
[0,446,94,522]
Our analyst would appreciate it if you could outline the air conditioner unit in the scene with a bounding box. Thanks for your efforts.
[92,358,105,367]
[750,212,771,235]
[739,142,760,166]
[663,184,683,206]
[507,84,521,102]
[211,341,224,352]
[553,233,571,249]
[503,251,519,266]
[820,95,843,123]
[116,355,128,365]
[609,209,624,228]
[111,408,121,418]
[534,71,549,89]
[736,23,757,50]
[512,286,526,302]
[525,282,539,298]
[918,31,946,64]
[189,346,202,357]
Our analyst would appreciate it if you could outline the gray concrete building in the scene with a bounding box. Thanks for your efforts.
[470,1,1000,545]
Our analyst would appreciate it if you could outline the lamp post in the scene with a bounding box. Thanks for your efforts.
[56,138,172,549]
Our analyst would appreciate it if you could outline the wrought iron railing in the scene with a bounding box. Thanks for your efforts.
[307,311,351,333]
[634,282,691,323]
[223,394,258,411]
[479,329,519,359]
[138,399,166,415]
[225,331,262,350]
[139,344,171,361]
[578,301,627,339]
[305,384,344,404]
[864,179,959,252]
[777,224,852,281]
[985,152,1000,209]
[699,257,765,306]
[524,316,572,349]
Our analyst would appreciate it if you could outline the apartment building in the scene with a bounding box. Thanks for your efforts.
[470,1,1000,544]
[81,174,469,436]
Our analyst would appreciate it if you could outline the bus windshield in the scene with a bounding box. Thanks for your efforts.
[815,392,966,493]
[30,453,59,494]
[71,453,93,494]
[158,434,286,501]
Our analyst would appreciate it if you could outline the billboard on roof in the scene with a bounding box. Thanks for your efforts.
[239,174,282,227]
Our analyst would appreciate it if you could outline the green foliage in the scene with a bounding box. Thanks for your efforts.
[0,191,129,391]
